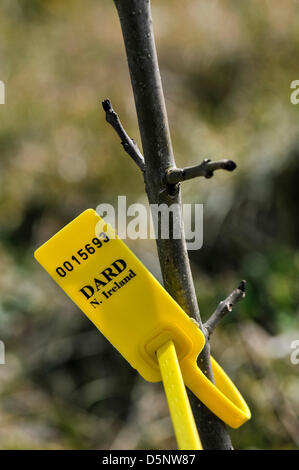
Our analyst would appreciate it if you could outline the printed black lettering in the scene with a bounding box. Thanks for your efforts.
[94,277,107,290]
[90,298,100,309]
[100,267,118,282]
[80,285,94,299]
[111,259,127,273]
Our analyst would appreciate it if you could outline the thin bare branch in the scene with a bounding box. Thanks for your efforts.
[204,280,246,339]
[166,159,237,184]
[102,99,145,172]
[112,0,234,449]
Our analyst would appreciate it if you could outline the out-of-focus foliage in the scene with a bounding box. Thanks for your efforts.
[0,0,298,449]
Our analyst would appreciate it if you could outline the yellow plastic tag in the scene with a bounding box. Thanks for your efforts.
[34,209,205,382]
[157,340,202,450]
[35,208,251,429]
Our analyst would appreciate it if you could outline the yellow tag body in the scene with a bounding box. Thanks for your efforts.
[35,208,251,429]
[35,209,205,382]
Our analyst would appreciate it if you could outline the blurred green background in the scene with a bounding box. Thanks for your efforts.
[0,0,298,449]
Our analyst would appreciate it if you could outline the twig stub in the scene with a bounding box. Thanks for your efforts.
[204,280,246,339]
[101,99,146,172]
[167,158,237,185]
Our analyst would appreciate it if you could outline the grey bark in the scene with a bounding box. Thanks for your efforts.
[113,0,233,449]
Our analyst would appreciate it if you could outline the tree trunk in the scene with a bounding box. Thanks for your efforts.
[113,0,233,449]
